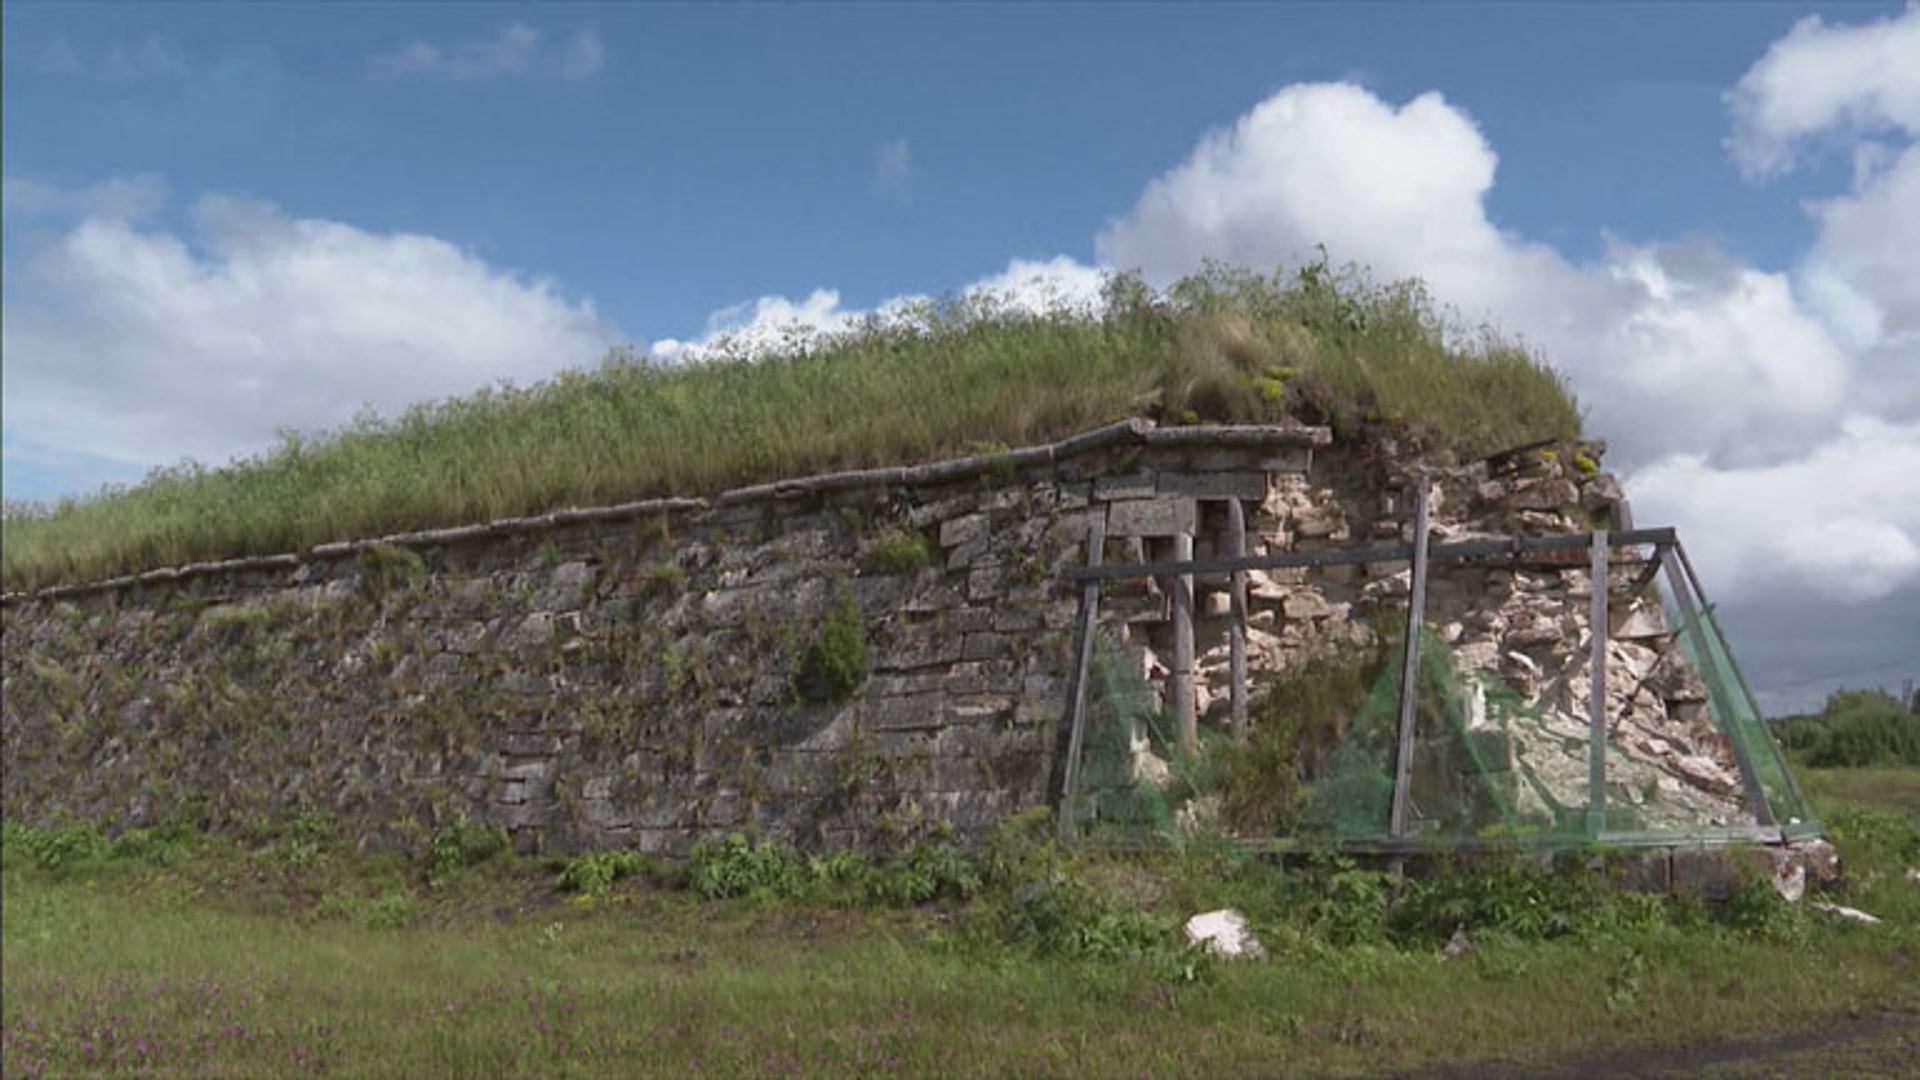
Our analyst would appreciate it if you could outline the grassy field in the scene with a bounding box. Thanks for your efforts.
[1796,764,1920,815]
[3,768,1916,1079]
[1,263,1581,591]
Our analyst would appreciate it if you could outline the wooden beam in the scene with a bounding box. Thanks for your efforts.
[1089,823,1788,856]
[1588,529,1609,836]
[1388,476,1432,839]
[1227,498,1249,742]
[1056,512,1107,843]
[1171,531,1197,755]
[1063,527,1679,582]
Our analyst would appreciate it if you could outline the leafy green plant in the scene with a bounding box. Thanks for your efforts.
[981,874,1183,964]
[1717,876,1812,944]
[794,585,868,703]
[1296,853,1394,946]
[686,833,808,900]
[556,849,662,898]
[865,842,984,907]
[366,888,418,929]
[423,817,509,888]
[1,821,196,876]
[7,823,105,873]
[1391,856,1608,945]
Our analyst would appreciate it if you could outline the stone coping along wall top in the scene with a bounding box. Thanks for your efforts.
[1,418,1331,608]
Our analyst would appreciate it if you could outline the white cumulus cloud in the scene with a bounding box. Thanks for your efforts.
[647,256,1111,363]
[2,192,615,482]
[1724,4,1920,180]
[1628,416,1920,603]
[1094,80,1859,469]
[1095,83,1542,299]
[1802,145,1920,349]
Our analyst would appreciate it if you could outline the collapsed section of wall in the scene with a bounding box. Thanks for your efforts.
[1071,438,1789,845]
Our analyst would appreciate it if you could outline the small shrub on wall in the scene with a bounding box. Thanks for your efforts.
[795,584,868,703]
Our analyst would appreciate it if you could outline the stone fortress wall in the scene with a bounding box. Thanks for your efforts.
[1,419,1744,855]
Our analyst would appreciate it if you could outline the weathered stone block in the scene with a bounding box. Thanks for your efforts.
[870,691,945,732]
[1106,497,1197,538]
[1508,478,1580,511]
[966,564,1011,601]
[939,513,990,550]
[945,660,1021,696]
[961,632,1014,661]
[908,494,977,529]
[875,627,962,670]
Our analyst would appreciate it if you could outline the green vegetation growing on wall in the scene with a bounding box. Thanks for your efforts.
[2,262,1580,589]
[862,526,934,575]
[794,585,869,704]
[1213,645,1385,836]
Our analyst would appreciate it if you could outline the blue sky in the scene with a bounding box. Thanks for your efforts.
[3,2,1917,710]
[0,3,1874,328]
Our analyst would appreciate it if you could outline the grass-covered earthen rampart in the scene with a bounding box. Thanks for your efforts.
[2,264,1579,590]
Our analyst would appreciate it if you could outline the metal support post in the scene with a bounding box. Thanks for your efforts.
[1388,475,1432,839]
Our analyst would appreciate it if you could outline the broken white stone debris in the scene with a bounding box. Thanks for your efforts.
[1442,927,1473,958]
[1184,909,1265,959]
[1769,860,1806,904]
[1810,902,1882,925]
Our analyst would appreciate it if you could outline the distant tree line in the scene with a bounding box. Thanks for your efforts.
[1771,686,1920,768]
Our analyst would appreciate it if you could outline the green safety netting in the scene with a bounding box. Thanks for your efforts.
[1668,600,1814,831]
[1064,605,1811,849]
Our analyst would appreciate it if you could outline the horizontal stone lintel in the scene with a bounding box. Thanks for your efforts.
[1106,497,1197,538]
[1154,472,1267,501]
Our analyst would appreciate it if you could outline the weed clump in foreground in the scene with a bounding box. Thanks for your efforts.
[2,260,1580,590]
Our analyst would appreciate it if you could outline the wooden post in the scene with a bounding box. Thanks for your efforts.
[1387,475,1432,839]
[1588,529,1609,836]
[1057,512,1107,843]
[1227,498,1249,743]
[1171,531,1197,755]
[1658,544,1775,827]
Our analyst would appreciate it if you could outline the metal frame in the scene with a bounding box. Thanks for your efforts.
[1055,515,1812,850]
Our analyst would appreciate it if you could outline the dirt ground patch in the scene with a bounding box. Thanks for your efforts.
[1400,1010,1918,1079]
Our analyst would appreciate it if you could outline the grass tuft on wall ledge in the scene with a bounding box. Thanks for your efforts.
[2,262,1580,590]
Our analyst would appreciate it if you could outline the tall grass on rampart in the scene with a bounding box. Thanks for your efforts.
[2,264,1579,589]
